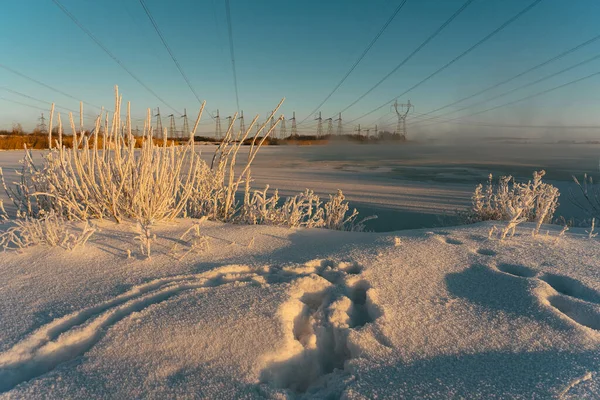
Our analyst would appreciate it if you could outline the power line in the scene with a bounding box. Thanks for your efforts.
[414,33,600,120]
[0,96,50,112]
[0,87,98,118]
[410,51,600,126]
[138,0,202,104]
[415,70,600,129]
[224,0,240,113]
[0,63,103,111]
[347,0,543,124]
[51,0,181,115]
[335,0,475,118]
[298,0,409,124]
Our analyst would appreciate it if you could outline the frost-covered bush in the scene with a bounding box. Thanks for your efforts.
[0,212,95,251]
[469,170,559,236]
[237,187,376,231]
[0,86,370,232]
[0,86,280,224]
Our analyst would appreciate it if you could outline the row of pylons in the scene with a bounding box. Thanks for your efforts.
[150,100,412,140]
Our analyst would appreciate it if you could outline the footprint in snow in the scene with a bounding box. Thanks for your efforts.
[0,259,379,396]
[492,264,600,332]
[259,262,383,394]
[434,235,463,245]
[495,263,538,278]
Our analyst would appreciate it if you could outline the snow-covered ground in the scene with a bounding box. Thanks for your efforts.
[0,220,599,398]
[1,141,599,398]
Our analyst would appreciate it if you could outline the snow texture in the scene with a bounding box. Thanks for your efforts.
[1,219,599,398]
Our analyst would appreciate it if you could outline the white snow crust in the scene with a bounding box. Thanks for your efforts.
[1,219,599,398]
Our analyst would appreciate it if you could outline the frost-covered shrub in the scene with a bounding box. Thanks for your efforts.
[237,187,376,231]
[0,212,96,251]
[469,170,559,236]
[0,86,283,224]
[0,86,371,232]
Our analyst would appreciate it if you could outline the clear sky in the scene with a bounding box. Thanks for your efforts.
[1,0,600,137]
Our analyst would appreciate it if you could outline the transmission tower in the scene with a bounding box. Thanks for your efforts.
[315,111,323,137]
[355,124,361,137]
[226,116,233,137]
[365,128,370,137]
[290,111,297,137]
[155,107,163,137]
[374,124,378,138]
[168,114,176,138]
[279,118,286,139]
[393,99,413,140]
[239,110,245,135]
[215,109,222,139]
[336,113,342,136]
[181,108,190,138]
[326,118,333,136]
[268,111,275,136]
[37,112,47,133]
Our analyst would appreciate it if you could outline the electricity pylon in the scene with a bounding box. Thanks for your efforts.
[155,107,163,137]
[226,116,233,137]
[355,124,361,136]
[326,118,333,136]
[168,114,176,138]
[268,111,275,136]
[290,111,297,137]
[365,128,370,137]
[181,108,190,138]
[279,117,286,139]
[37,112,47,133]
[239,110,245,136]
[336,113,342,135]
[393,99,413,140]
[374,124,378,138]
[315,111,322,137]
[215,109,221,139]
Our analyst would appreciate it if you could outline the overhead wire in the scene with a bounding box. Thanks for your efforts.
[138,0,203,104]
[0,87,97,118]
[412,33,600,121]
[409,51,600,126]
[51,0,181,115]
[0,63,103,111]
[0,96,52,113]
[224,0,240,113]
[298,0,410,124]
[335,0,476,118]
[415,70,600,129]
[346,0,544,124]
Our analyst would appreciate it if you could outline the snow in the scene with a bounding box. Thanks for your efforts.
[1,219,599,398]
[1,141,600,397]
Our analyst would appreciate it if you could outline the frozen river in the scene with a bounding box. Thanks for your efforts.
[1,139,599,231]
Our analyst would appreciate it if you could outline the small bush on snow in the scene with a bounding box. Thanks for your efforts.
[469,170,560,238]
[0,211,96,251]
[238,187,376,231]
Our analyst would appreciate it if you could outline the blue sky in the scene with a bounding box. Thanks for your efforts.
[1,0,600,136]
